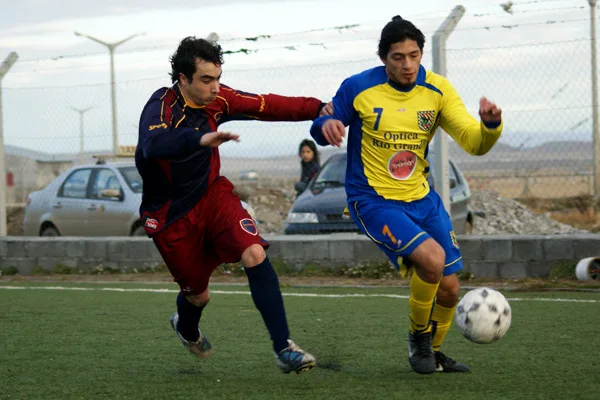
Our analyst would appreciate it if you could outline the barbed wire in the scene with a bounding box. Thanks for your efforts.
[15,23,367,63]
[14,133,113,140]
[6,29,595,88]
[446,37,589,51]
[10,15,593,77]
[13,1,590,65]
[444,17,591,32]
[503,105,594,112]
[4,74,171,89]
[471,5,586,17]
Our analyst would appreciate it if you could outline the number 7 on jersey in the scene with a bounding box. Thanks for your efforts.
[373,107,383,131]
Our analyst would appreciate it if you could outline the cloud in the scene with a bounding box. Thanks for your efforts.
[0,0,595,156]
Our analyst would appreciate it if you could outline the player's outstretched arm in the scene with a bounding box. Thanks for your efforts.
[319,102,334,117]
[219,85,326,122]
[199,131,240,147]
[478,96,502,125]
[439,82,503,156]
[139,99,206,159]
[311,118,345,147]
[310,77,356,147]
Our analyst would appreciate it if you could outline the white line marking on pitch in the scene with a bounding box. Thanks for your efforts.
[0,285,598,303]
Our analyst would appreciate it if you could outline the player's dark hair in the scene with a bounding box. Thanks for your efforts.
[169,36,224,83]
[378,15,426,58]
[299,139,319,164]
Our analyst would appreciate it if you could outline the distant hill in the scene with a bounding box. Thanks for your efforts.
[524,140,593,154]
[450,139,593,155]
[448,140,517,157]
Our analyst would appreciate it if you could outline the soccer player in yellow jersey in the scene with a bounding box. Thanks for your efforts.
[310,16,502,374]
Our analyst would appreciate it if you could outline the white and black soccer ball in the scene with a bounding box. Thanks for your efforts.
[454,287,512,344]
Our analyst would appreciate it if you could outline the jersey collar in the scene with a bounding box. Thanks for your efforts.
[387,65,426,93]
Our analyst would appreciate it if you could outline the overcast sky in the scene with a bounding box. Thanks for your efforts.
[0,0,598,158]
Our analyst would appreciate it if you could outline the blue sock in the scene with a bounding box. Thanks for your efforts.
[176,291,205,342]
[244,257,290,353]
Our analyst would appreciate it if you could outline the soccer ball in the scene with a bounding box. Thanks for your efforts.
[454,287,512,344]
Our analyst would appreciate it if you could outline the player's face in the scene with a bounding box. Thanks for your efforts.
[382,40,423,87]
[179,58,222,107]
[300,146,314,162]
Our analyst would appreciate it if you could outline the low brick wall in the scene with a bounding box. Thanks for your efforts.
[1,234,599,278]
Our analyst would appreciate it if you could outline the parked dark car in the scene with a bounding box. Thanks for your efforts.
[284,152,474,235]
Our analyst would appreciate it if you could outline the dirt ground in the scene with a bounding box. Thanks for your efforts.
[7,206,24,235]
[464,170,594,199]
[2,273,599,292]
[8,179,598,235]
[519,196,600,232]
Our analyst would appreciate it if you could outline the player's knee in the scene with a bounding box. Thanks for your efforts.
[241,244,266,268]
[420,266,443,284]
[437,276,461,305]
[437,279,460,306]
[410,239,445,283]
[186,290,210,307]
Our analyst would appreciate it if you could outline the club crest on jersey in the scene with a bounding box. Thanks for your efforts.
[450,230,459,249]
[144,217,159,230]
[417,110,436,131]
[240,218,258,236]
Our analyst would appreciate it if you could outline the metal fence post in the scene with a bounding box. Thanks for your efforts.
[589,0,599,197]
[432,6,466,215]
[0,52,18,237]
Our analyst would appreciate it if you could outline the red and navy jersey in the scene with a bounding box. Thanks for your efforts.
[136,83,324,235]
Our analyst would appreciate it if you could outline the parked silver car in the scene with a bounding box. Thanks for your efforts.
[23,160,257,237]
[23,161,146,236]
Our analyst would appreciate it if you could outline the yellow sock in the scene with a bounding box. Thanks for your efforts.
[431,303,457,351]
[409,272,440,333]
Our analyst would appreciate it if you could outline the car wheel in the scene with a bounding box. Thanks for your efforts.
[40,226,60,236]
[131,225,147,236]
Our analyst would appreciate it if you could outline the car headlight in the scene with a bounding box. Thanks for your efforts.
[286,212,319,223]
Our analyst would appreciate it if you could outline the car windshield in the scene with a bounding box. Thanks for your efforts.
[314,156,345,186]
[118,166,143,193]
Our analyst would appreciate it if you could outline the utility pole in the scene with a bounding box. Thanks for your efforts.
[589,0,600,196]
[73,32,144,156]
[0,52,18,237]
[71,106,93,164]
[432,6,466,215]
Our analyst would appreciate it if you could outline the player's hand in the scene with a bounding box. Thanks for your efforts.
[322,119,345,147]
[319,101,334,117]
[200,131,240,147]
[479,97,502,124]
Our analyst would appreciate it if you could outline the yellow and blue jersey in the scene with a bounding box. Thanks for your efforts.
[311,65,502,203]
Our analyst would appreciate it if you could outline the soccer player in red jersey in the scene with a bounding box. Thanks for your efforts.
[136,36,331,373]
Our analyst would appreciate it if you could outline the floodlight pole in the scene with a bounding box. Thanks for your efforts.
[71,106,94,164]
[432,6,466,215]
[73,32,143,157]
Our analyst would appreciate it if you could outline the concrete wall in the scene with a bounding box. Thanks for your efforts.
[6,153,73,203]
[1,234,599,278]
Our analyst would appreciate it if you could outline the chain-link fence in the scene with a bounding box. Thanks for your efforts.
[3,38,597,201]
[1,7,598,237]
[2,58,383,204]
[445,38,596,200]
